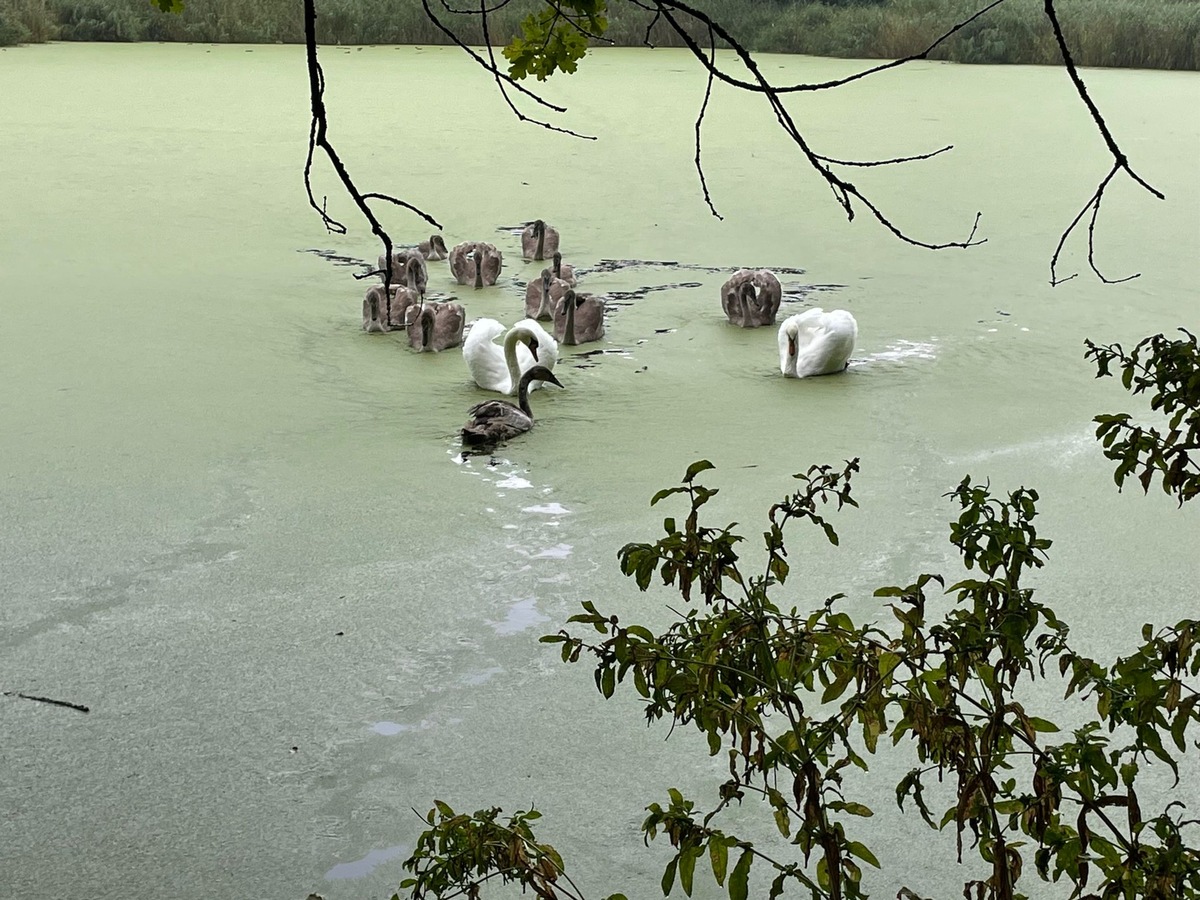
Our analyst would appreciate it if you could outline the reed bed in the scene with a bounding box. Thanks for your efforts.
[2,0,1197,70]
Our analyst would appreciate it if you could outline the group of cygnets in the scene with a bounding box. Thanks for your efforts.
[361,219,858,449]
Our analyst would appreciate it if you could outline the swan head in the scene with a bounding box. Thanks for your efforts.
[780,318,799,359]
[431,234,446,254]
[532,219,545,236]
[522,365,562,390]
[535,269,554,317]
[525,332,541,362]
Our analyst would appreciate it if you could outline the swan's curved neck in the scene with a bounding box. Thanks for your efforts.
[515,372,535,417]
[537,277,553,318]
[738,291,753,328]
[553,253,562,279]
[474,254,483,289]
[535,223,545,260]
[502,326,528,395]
[564,294,577,345]
[782,324,799,376]
[407,261,419,291]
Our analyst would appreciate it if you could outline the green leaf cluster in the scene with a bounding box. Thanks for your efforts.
[1086,328,1200,505]
[502,0,608,81]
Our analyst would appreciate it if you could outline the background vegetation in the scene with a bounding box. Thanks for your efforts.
[2,0,1198,69]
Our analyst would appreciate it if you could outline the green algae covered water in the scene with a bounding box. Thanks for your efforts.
[1,42,1197,900]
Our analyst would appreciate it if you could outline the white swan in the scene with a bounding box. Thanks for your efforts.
[463,318,560,395]
[778,309,858,378]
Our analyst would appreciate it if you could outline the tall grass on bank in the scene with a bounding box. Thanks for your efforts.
[2,0,1198,70]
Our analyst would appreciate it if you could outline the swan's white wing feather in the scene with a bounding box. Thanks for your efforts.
[463,318,513,394]
[795,309,857,377]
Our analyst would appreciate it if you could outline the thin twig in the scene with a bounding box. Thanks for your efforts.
[4,691,90,713]
[1041,0,1162,285]
[478,0,598,140]
[694,23,722,219]
[815,145,954,167]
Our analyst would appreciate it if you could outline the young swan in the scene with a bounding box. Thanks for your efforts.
[552,250,576,286]
[377,248,428,294]
[524,268,570,320]
[521,219,560,261]
[553,288,606,345]
[721,268,780,326]
[406,300,466,352]
[461,365,564,448]
[362,257,422,333]
[362,284,400,333]
[778,308,858,378]
[419,234,448,260]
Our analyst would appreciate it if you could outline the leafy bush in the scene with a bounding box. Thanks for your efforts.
[394,334,1199,900]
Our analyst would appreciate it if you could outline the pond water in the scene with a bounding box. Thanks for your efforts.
[1,41,1197,900]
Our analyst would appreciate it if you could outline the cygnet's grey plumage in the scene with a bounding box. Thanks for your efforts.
[553,288,605,345]
[721,268,781,327]
[363,257,423,332]
[419,234,448,260]
[406,300,465,352]
[461,365,563,447]
[524,268,570,320]
[521,219,560,261]
[552,250,576,286]
[450,241,502,287]
[721,281,759,328]
[377,248,428,294]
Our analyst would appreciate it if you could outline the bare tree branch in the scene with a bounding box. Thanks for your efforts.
[654,0,985,251]
[419,0,574,114]
[298,0,1163,288]
[303,0,443,318]
[693,22,722,219]
[1041,0,1163,285]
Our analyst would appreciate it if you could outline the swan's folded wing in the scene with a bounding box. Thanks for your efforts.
[434,303,465,349]
[463,318,512,393]
[482,251,503,285]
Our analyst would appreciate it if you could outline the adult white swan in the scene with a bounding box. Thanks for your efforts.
[463,318,560,395]
[778,309,858,378]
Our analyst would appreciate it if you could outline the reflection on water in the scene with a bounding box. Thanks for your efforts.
[323,844,407,880]
[490,596,552,635]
